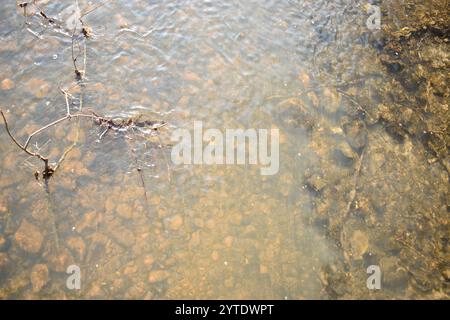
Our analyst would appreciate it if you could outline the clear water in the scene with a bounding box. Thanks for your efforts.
[0,0,448,299]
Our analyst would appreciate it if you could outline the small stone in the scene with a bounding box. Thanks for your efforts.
[335,141,358,160]
[224,236,234,248]
[15,220,43,253]
[114,14,129,28]
[230,213,243,226]
[116,203,134,220]
[148,270,169,283]
[224,277,234,288]
[123,264,138,276]
[143,255,155,267]
[45,249,74,273]
[26,78,50,98]
[307,92,319,108]
[260,264,269,274]
[298,70,310,87]
[189,231,201,248]
[87,285,104,299]
[166,215,183,231]
[343,119,367,150]
[105,197,116,213]
[1,78,14,90]
[305,174,327,192]
[184,70,201,82]
[0,200,7,213]
[30,264,49,292]
[211,251,220,261]
[194,219,205,228]
[441,268,450,281]
[350,230,369,259]
[380,256,409,292]
[125,283,146,299]
[76,210,98,233]
[144,291,154,300]
[0,252,9,269]
[0,236,6,250]
[110,227,136,248]
[322,88,341,114]
[243,225,257,237]
[66,237,86,260]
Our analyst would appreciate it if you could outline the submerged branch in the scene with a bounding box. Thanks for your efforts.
[1,107,166,181]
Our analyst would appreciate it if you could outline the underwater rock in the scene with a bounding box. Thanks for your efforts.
[0,235,6,250]
[326,271,350,298]
[0,252,9,269]
[123,264,138,276]
[441,268,450,281]
[45,249,74,273]
[224,236,234,248]
[25,78,50,98]
[0,200,7,213]
[76,210,99,233]
[243,224,257,238]
[380,256,409,292]
[376,104,395,123]
[322,88,341,114]
[30,264,49,293]
[110,226,136,248]
[335,140,358,161]
[276,97,315,131]
[342,118,367,150]
[350,230,369,259]
[114,14,129,29]
[116,203,134,220]
[14,220,44,253]
[148,270,169,283]
[305,174,328,193]
[143,255,155,267]
[229,212,243,226]
[189,231,201,248]
[105,196,116,213]
[1,78,14,90]
[260,264,269,274]
[211,251,220,261]
[66,237,86,260]
[165,215,184,231]
[86,285,104,299]
[125,282,146,299]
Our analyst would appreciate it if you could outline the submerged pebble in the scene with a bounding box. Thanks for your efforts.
[0,253,9,269]
[14,220,44,253]
[350,230,369,259]
[1,78,14,90]
[148,270,169,283]
[30,264,49,293]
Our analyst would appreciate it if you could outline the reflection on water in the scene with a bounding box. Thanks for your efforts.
[0,0,448,299]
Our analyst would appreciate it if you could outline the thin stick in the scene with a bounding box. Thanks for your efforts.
[131,146,151,217]
[80,0,112,19]
[1,110,49,164]
[344,148,365,218]
[63,89,71,115]
[1,109,108,179]
[71,25,79,74]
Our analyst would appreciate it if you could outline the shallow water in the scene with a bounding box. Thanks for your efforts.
[0,0,448,299]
